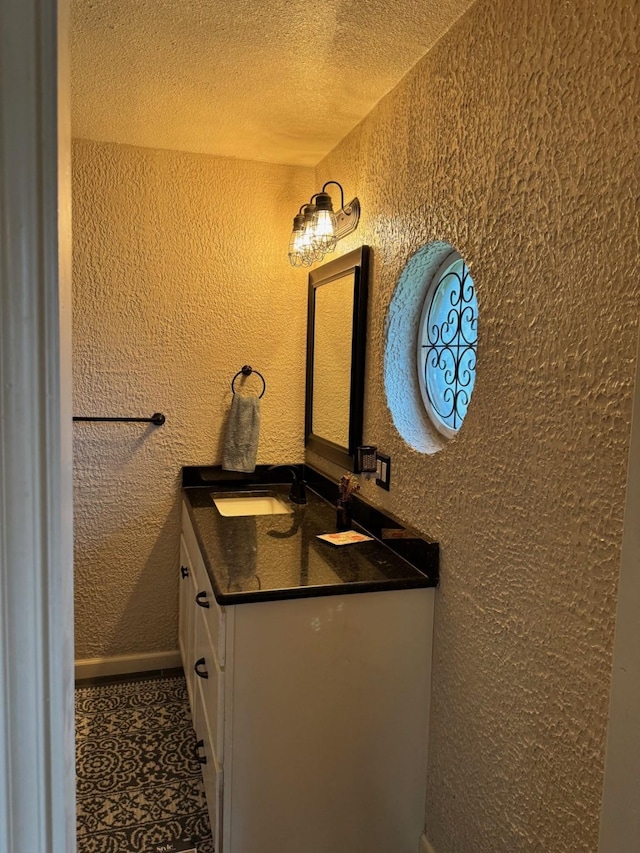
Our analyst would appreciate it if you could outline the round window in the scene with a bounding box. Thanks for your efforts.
[417,252,477,438]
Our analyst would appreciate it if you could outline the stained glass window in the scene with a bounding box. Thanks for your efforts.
[417,253,477,437]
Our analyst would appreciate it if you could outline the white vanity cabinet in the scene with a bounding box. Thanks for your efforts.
[180,499,435,853]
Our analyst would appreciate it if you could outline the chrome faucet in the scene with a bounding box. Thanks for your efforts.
[268,465,307,505]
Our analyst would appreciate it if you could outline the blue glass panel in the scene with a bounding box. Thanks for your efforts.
[420,258,477,433]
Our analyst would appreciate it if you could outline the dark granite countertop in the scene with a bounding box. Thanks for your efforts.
[182,465,438,606]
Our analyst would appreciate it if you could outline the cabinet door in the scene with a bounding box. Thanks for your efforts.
[194,674,223,853]
[193,603,225,767]
[179,534,197,710]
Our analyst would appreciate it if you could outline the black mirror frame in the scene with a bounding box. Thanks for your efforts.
[305,245,370,471]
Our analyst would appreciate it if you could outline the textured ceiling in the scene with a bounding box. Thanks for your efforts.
[71,0,477,166]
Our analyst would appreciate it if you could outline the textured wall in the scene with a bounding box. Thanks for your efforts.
[72,140,313,658]
[313,0,639,849]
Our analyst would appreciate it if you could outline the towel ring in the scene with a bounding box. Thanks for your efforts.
[231,365,266,399]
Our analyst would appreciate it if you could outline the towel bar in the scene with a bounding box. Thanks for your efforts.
[73,413,166,426]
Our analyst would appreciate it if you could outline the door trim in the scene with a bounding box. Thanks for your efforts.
[599,323,640,850]
[0,0,74,850]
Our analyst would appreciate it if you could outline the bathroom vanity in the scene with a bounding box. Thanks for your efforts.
[180,465,438,853]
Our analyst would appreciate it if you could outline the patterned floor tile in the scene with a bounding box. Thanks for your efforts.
[76,675,213,853]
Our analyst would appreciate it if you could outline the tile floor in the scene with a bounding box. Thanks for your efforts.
[75,675,214,853]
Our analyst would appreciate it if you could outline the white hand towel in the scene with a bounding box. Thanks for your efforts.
[222,394,261,473]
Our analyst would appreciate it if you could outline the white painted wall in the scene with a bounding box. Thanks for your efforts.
[314,0,639,849]
[71,140,313,661]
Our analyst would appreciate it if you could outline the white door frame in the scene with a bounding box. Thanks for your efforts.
[0,0,74,851]
[599,322,640,851]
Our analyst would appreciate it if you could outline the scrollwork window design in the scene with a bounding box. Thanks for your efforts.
[417,254,477,437]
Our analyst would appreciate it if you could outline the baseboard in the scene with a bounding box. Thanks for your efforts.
[420,833,437,853]
[75,650,182,681]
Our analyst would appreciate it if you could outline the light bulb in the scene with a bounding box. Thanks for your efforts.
[300,204,324,265]
[312,207,337,253]
[288,213,306,267]
[310,191,338,254]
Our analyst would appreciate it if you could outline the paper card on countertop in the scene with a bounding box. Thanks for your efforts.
[316,530,373,546]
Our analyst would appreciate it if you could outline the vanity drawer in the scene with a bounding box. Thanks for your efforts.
[194,603,225,765]
[182,501,227,668]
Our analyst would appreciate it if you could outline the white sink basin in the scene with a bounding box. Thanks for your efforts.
[213,494,292,517]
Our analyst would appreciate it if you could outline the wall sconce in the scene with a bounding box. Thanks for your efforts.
[288,181,360,267]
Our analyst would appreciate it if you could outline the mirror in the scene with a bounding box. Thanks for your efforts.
[305,246,369,470]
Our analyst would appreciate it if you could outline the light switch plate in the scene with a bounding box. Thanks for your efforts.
[375,452,391,490]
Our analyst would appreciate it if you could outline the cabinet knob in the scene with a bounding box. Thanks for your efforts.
[195,591,210,609]
[194,657,209,679]
[194,738,207,765]
[180,565,189,579]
